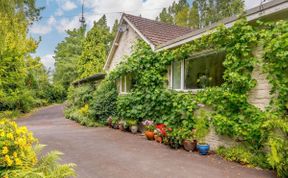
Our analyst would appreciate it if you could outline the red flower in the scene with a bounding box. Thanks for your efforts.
[156,124,167,136]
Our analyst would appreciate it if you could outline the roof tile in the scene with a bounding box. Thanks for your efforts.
[124,14,193,46]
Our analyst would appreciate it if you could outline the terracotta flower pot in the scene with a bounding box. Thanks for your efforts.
[145,131,154,140]
[183,140,197,152]
[154,135,162,143]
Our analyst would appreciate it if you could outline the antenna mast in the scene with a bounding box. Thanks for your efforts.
[79,0,85,27]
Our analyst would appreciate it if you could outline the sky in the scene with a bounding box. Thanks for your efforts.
[29,0,267,71]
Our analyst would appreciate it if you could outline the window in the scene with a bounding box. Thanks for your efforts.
[170,51,225,90]
[172,61,182,89]
[118,74,135,93]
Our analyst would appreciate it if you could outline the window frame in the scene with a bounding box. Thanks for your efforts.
[169,50,225,92]
[119,76,128,94]
[119,75,133,94]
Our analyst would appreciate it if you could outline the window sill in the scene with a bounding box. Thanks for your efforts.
[119,92,129,95]
[170,88,204,94]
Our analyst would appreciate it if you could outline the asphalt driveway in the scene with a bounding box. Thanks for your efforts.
[17,105,276,178]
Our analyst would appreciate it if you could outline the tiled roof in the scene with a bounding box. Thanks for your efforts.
[124,14,193,46]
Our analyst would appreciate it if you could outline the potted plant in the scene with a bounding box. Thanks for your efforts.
[111,117,119,129]
[166,128,183,149]
[127,119,138,134]
[154,124,167,143]
[182,129,197,152]
[195,110,210,155]
[118,120,128,131]
[107,116,113,128]
[154,129,163,143]
[142,120,155,140]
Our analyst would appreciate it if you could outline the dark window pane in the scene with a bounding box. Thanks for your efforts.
[172,61,181,89]
[126,74,132,92]
[121,76,125,92]
[185,52,225,89]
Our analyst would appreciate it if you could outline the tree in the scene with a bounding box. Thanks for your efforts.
[77,15,113,78]
[175,6,190,27]
[157,0,244,29]
[188,1,200,29]
[53,27,86,92]
[0,0,43,23]
[0,0,53,112]
[158,8,173,24]
[112,19,119,37]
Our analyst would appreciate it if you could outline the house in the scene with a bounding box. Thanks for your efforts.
[103,14,193,73]
[104,0,288,110]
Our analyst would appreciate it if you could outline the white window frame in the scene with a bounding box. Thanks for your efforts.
[169,49,224,93]
[170,61,184,91]
[119,75,133,94]
[119,76,128,94]
[170,61,202,93]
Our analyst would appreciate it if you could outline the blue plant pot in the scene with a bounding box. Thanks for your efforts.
[197,144,210,155]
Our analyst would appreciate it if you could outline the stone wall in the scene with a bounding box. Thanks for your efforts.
[248,46,272,110]
[108,24,139,72]
[205,46,273,150]
[205,127,236,150]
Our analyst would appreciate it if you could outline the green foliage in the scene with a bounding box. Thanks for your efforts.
[65,79,118,126]
[263,115,288,177]
[157,0,244,28]
[89,79,118,123]
[217,145,270,169]
[261,20,288,114]
[53,27,85,95]
[194,109,209,143]
[64,84,99,127]
[0,1,61,113]
[126,119,137,126]
[0,120,76,177]
[78,15,113,78]
[2,145,76,178]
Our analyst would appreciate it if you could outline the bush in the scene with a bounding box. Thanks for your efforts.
[89,79,117,123]
[0,119,37,170]
[264,116,288,177]
[0,119,76,177]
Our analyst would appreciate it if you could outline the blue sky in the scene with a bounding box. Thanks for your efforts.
[29,0,264,71]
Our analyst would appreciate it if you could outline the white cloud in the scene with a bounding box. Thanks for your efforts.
[84,0,178,28]
[56,16,81,33]
[30,16,56,35]
[62,0,77,11]
[30,24,52,35]
[41,54,55,70]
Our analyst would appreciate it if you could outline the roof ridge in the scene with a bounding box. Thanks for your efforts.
[123,13,192,31]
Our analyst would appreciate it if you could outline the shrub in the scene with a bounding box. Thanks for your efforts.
[89,79,118,123]
[0,119,76,177]
[216,145,270,169]
[0,119,37,170]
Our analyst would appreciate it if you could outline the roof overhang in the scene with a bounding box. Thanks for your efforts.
[103,14,156,71]
[72,73,106,86]
[156,0,288,51]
